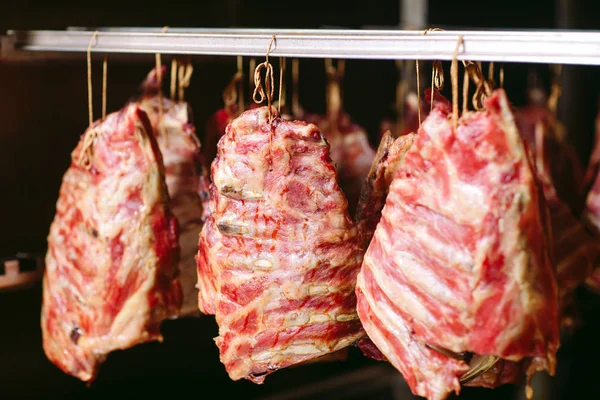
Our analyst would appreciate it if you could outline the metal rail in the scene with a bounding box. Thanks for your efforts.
[3,28,600,65]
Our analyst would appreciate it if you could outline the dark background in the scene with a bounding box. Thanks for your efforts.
[1,1,599,399]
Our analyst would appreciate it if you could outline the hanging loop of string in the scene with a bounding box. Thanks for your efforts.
[548,64,562,115]
[462,66,469,114]
[253,35,276,123]
[291,58,302,117]
[499,65,505,89]
[102,57,108,119]
[166,57,194,102]
[170,59,178,100]
[78,31,100,169]
[430,60,444,112]
[416,59,422,127]
[337,59,346,111]
[154,26,169,135]
[451,35,464,130]
[325,58,344,134]
[463,61,492,111]
[424,28,446,114]
[462,68,469,114]
[249,57,256,102]
[278,57,286,114]
[223,70,244,110]
[178,59,193,101]
[487,62,496,89]
[86,31,99,126]
[236,55,244,113]
[223,58,242,114]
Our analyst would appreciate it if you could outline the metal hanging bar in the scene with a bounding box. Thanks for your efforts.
[3,28,600,65]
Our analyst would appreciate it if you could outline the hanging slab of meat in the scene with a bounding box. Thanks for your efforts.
[355,89,559,400]
[355,90,446,362]
[582,104,600,292]
[515,102,600,314]
[583,166,600,292]
[583,104,600,193]
[41,104,182,382]
[357,89,449,253]
[135,68,207,316]
[302,112,375,217]
[354,130,415,361]
[197,106,364,383]
[514,95,585,214]
[204,104,261,168]
[355,130,416,251]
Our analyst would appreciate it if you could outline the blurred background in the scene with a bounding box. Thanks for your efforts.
[1,0,599,398]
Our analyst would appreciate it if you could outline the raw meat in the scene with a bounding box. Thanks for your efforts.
[354,130,415,361]
[302,111,375,217]
[356,90,449,254]
[583,164,600,292]
[514,90,585,214]
[515,90,599,308]
[135,67,207,316]
[582,103,600,292]
[355,130,416,251]
[355,90,559,400]
[204,104,259,167]
[197,106,364,383]
[515,98,600,310]
[583,103,600,193]
[354,90,442,362]
[42,104,182,382]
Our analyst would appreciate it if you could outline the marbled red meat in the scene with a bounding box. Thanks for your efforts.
[204,102,260,167]
[582,104,600,292]
[354,130,416,361]
[583,165,600,292]
[197,106,364,383]
[355,130,416,251]
[515,99,600,310]
[356,90,559,400]
[136,68,207,315]
[514,92,585,213]
[300,111,375,216]
[583,103,600,192]
[42,104,182,382]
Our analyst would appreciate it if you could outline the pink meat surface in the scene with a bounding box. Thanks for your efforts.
[41,104,182,382]
[582,105,600,292]
[515,103,600,308]
[583,165,600,292]
[354,130,416,362]
[356,90,559,400]
[136,68,207,316]
[514,102,585,213]
[355,130,416,252]
[197,106,364,383]
[302,112,375,216]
